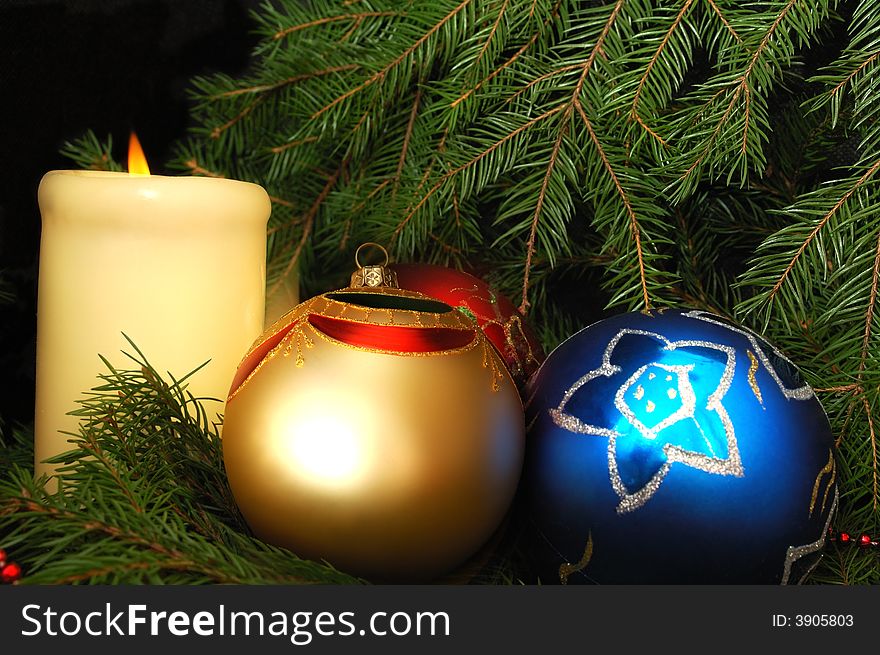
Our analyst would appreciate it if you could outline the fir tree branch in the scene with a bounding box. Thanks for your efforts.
[394,102,566,239]
[271,195,298,209]
[60,131,122,171]
[861,394,879,510]
[211,65,360,98]
[268,157,348,300]
[860,230,880,508]
[744,0,799,86]
[207,64,363,140]
[211,95,267,139]
[631,0,696,146]
[521,111,569,313]
[271,136,320,154]
[816,384,860,393]
[451,1,561,108]
[704,0,742,42]
[79,429,143,513]
[516,0,625,310]
[54,561,203,585]
[475,0,511,70]
[859,230,880,378]
[578,0,624,84]
[742,84,752,155]
[768,158,880,304]
[351,177,394,216]
[677,0,830,189]
[2,492,327,585]
[313,0,474,119]
[504,63,581,105]
[575,100,651,310]
[273,11,399,40]
[183,159,223,177]
[737,0,799,102]
[452,28,539,108]
[395,86,422,192]
[829,51,880,99]
[680,86,743,181]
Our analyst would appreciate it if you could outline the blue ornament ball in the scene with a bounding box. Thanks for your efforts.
[523,309,837,584]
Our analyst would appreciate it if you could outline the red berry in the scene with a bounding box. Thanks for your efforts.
[1,562,22,583]
[839,532,851,543]
[0,548,6,566]
[858,534,872,547]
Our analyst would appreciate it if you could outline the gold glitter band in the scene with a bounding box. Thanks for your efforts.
[559,533,594,584]
[746,350,763,404]
[809,449,835,518]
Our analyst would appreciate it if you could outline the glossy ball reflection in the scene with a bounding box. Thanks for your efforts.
[524,309,837,584]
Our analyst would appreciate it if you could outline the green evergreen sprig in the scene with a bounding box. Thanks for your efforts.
[0,339,360,584]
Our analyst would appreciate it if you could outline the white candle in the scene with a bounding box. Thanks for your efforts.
[34,169,271,479]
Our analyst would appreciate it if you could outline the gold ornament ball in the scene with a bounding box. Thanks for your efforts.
[222,286,525,582]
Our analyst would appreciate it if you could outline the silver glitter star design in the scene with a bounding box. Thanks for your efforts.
[550,329,745,514]
[614,363,696,440]
[682,310,814,400]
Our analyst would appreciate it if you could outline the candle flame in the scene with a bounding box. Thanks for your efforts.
[128,132,151,175]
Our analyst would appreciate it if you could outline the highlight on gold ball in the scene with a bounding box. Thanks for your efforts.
[221,244,526,582]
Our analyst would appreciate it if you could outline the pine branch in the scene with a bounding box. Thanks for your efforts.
[576,101,650,310]
[267,157,348,300]
[860,230,880,508]
[667,0,836,196]
[521,111,569,312]
[394,102,566,239]
[312,0,474,119]
[704,0,742,43]
[0,342,362,585]
[765,158,880,309]
[630,0,697,146]
[273,11,400,41]
[60,131,122,171]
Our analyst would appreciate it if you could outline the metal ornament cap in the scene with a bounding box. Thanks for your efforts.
[350,242,399,289]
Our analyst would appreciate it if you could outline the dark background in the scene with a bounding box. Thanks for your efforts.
[0,0,262,430]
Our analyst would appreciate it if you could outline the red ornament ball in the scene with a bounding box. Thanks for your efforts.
[1,562,22,584]
[392,263,544,387]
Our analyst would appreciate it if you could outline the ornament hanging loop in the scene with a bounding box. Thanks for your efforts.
[350,242,399,289]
